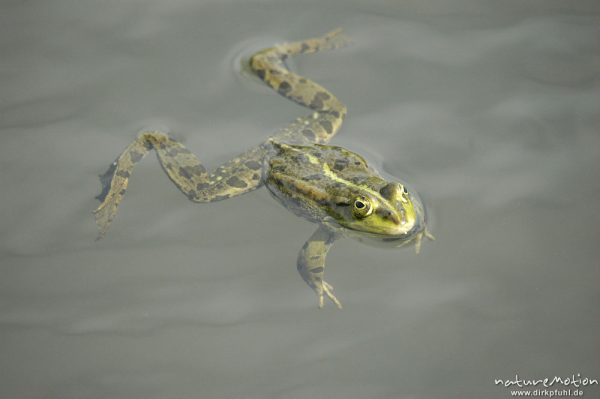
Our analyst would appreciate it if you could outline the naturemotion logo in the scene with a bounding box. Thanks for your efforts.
[494,373,598,397]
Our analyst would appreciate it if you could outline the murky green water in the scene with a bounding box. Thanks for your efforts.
[1,1,599,398]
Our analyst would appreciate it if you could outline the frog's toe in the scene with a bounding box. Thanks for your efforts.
[318,280,342,309]
[321,28,351,50]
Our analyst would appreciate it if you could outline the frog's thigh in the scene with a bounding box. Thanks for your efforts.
[150,135,265,202]
[276,111,344,144]
[297,225,342,308]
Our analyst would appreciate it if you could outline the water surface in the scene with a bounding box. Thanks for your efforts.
[1,1,599,398]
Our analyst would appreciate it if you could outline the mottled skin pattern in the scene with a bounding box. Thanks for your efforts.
[95,29,433,308]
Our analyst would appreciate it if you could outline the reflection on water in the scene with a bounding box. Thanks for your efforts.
[1,1,599,398]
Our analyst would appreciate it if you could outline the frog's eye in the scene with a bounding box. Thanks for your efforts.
[397,184,409,203]
[352,197,373,218]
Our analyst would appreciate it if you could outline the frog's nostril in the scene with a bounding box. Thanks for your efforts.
[388,213,400,225]
[377,208,400,225]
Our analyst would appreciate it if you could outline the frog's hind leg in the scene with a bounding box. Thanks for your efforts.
[250,29,348,144]
[94,131,265,238]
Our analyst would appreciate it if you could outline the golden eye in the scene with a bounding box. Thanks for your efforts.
[352,197,373,218]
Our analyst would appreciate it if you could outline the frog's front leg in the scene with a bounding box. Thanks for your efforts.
[297,225,342,309]
[94,131,265,238]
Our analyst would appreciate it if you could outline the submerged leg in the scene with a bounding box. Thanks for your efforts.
[297,225,342,309]
[250,29,348,144]
[414,228,436,254]
[94,131,265,238]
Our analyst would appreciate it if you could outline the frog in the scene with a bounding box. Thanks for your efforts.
[94,29,434,309]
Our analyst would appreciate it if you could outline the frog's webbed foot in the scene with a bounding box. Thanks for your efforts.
[279,28,350,55]
[414,228,435,254]
[320,280,342,309]
[297,225,342,309]
[94,131,265,239]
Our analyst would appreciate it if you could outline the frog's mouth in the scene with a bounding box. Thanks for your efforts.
[345,222,419,243]
[344,224,434,251]
[327,201,433,251]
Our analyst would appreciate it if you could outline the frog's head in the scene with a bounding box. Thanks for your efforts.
[328,182,429,247]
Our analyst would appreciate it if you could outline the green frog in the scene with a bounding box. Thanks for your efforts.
[95,29,433,308]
